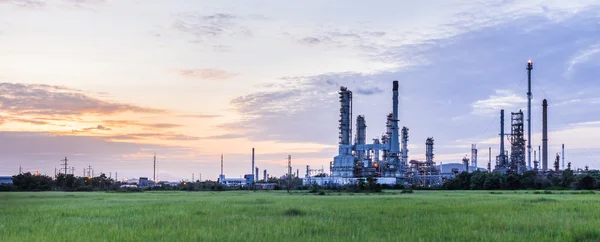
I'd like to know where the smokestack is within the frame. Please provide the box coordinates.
[255,167,259,182]
[488,147,491,172]
[252,148,255,183]
[527,60,533,170]
[542,99,548,171]
[562,144,565,170]
[500,109,505,166]
[263,169,267,181]
[390,81,400,159]
[220,154,223,175]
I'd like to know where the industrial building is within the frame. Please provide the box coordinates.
[0,176,13,184]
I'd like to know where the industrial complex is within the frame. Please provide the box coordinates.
[297,60,577,188]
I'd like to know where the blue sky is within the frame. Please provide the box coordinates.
[0,0,599,180]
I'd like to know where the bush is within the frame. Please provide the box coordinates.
[401,189,414,194]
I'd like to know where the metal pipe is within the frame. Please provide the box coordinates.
[527,60,533,169]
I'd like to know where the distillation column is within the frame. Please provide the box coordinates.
[390,81,401,166]
[401,127,409,167]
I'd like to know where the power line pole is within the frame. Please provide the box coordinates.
[19,165,22,175]
[287,155,291,193]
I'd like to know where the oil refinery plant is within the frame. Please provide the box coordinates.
[303,60,575,187]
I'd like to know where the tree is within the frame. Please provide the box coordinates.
[506,174,522,190]
[12,172,54,191]
[469,171,487,190]
[575,175,595,190]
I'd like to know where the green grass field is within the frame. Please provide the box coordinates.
[1,190,599,241]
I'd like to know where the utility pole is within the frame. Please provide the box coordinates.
[527,60,533,170]
[287,155,291,193]
[19,165,22,175]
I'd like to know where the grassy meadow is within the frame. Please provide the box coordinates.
[1,190,599,241]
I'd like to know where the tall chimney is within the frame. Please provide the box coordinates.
[255,167,259,182]
[527,60,533,169]
[499,109,505,167]
[488,147,491,172]
[390,81,400,159]
[251,148,255,183]
[542,99,548,171]
[562,144,565,170]
[263,169,267,181]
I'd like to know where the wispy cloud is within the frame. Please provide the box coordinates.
[102,120,181,129]
[105,132,199,141]
[177,68,238,80]
[471,90,527,116]
[177,114,221,119]
[172,13,253,42]
[0,83,162,116]
[566,43,600,75]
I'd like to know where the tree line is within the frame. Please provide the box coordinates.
[443,170,600,190]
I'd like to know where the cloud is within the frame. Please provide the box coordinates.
[0,83,162,116]
[102,120,181,129]
[199,134,245,140]
[104,132,199,141]
[356,86,384,95]
[177,68,238,80]
[2,0,45,8]
[566,43,600,75]
[83,125,111,131]
[471,90,527,116]
[3,116,49,125]
[172,13,252,42]
[177,114,221,119]
[298,37,328,45]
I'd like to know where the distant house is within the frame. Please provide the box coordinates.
[0,176,13,184]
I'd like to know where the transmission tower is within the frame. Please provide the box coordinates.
[60,157,69,175]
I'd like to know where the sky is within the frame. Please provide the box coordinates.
[1,0,600,181]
